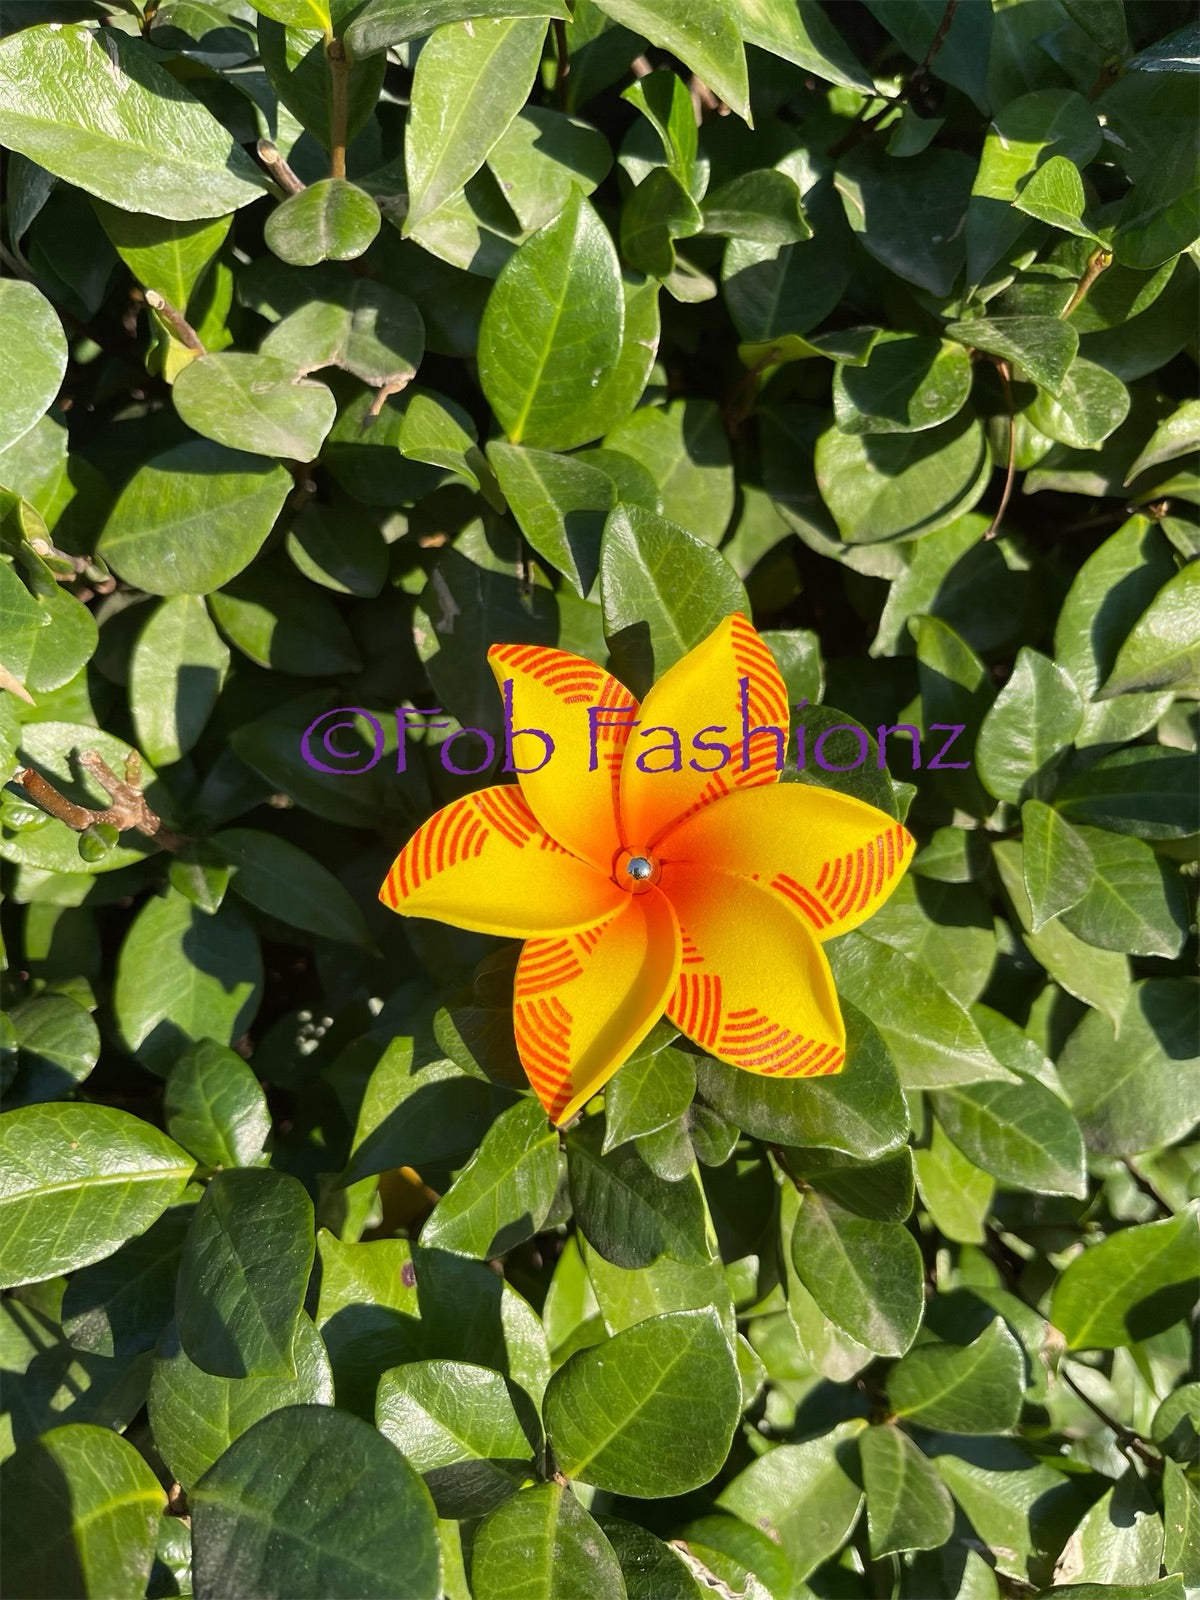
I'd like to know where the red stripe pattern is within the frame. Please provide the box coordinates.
[814,824,911,926]
[716,1006,844,1077]
[514,992,575,1123]
[380,787,562,909]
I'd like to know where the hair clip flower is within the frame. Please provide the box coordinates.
[381,615,914,1125]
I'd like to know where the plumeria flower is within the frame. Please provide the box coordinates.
[380,615,913,1125]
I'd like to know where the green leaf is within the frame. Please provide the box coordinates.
[486,442,614,598]
[1153,1384,1200,1465]
[717,1420,866,1581]
[545,1308,740,1495]
[98,440,291,596]
[376,1359,532,1517]
[815,412,990,544]
[1041,1581,1184,1600]
[399,390,500,503]
[479,190,624,449]
[833,334,972,436]
[0,1424,165,1599]
[1125,397,1200,483]
[177,1166,315,1379]
[945,315,1079,397]
[264,179,381,267]
[932,1072,1087,1197]
[1058,979,1200,1157]
[1057,748,1199,839]
[913,1119,995,1244]
[113,889,263,1074]
[1013,155,1104,241]
[163,1040,272,1171]
[976,648,1083,803]
[260,280,425,390]
[861,1423,955,1557]
[285,502,388,597]
[620,166,702,279]
[0,1103,194,1288]
[1021,799,1094,931]
[621,70,697,188]
[59,1204,192,1359]
[1055,1469,1164,1588]
[405,17,547,229]
[92,203,231,314]
[1056,515,1177,745]
[599,503,748,696]
[790,1190,925,1356]
[597,1517,710,1600]
[1028,358,1131,449]
[212,827,374,949]
[701,169,810,245]
[148,1314,334,1491]
[0,281,66,456]
[1098,563,1200,698]
[888,1318,1026,1433]
[582,1236,735,1344]
[345,0,568,55]
[190,1405,440,1600]
[993,840,1129,1029]
[603,399,735,546]
[486,104,612,233]
[1163,1458,1200,1590]
[695,1003,908,1159]
[604,1041,696,1151]
[836,147,975,297]
[1058,826,1188,958]
[827,933,1014,1091]
[558,273,661,449]
[737,0,872,87]
[0,25,266,220]
[419,1097,559,1259]
[566,1115,711,1269]
[209,558,362,675]
[258,21,386,152]
[129,593,230,766]
[173,354,336,462]
[1050,1208,1200,1349]
[591,0,749,123]
[471,1482,627,1600]
[7,992,99,1103]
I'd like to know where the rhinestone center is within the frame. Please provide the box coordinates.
[626,855,653,881]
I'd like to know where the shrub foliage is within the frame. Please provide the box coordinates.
[0,1,1197,1598]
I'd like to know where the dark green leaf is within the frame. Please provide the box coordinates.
[260,280,424,389]
[176,1166,315,1378]
[264,180,381,267]
[0,281,67,456]
[471,1481,627,1600]
[1098,563,1200,699]
[129,592,230,766]
[790,1190,925,1356]
[1021,800,1094,931]
[834,334,972,436]
[566,1115,711,1269]
[1058,826,1188,958]
[173,355,336,462]
[213,827,373,948]
[861,1423,955,1556]
[1050,1209,1200,1349]
[591,0,749,122]
[604,1040,696,1151]
[945,315,1079,397]
[1057,748,1200,840]
[603,399,734,546]
[816,412,990,545]
[190,1405,440,1600]
[1028,358,1131,449]
[977,648,1083,804]
[209,559,362,675]
[487,442,614,597]
[7,992,98,1103]
[931,1072,1087,1197]
[419,1097,559,1259]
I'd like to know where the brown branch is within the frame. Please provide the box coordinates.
[144,290,204,354]
[984,357,1016,541]
[1059,1366,1161,1470]
[256,139,306,197]
[1061,246,1113,320]
[14,749,187,852]
[327,39,349,180]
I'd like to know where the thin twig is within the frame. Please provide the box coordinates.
[257,139,306,197]
[984,357,1016,541]
[828,0,959,159]
[327,39,349,180]
[144,290,204,354]
[1059,1367,1161,1470]
[1061,246,1113,320]
[15,750,187,852]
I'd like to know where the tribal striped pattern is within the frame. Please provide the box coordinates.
[813,823,912,928]
[379,786,564,908]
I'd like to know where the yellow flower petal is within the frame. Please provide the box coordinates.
[659,784,914,940]
[379,785,624,937]
[514,887,681,1124]
[619,614,790,853]
[489,642,638,873]
[659,862,845,1077]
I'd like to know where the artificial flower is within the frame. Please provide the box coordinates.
[380,614,914,1124]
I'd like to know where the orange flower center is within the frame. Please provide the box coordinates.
[613,847,660,894]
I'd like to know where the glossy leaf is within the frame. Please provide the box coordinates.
[0,281,67,455]
[190,1405,441,1600]
[888,1317,1026,1433]
[265,179,381,267]
[591,0,749,122]
[861,1423,955,1557]
[1021,800,1093,931]
[1099,564,1200,699]
[0,25,265,220]
[212,828,374,948]
[976,649,1083,804]
[419,1097,559,1259]
[471,1482,627,1600]
[163,1039,272,1171]
[790,1190,925,1356]
[479,191,625,449]
[0,1103,193,1289]
[129,592,230,766]
[1050,1209,1200,1349]
[176,1166,315,1378]
[545,1309,740,1495]
[173,355,337,462]
[833,334,972,436]
[566,1116,711,1269]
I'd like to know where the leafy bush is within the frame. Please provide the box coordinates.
[1,1,1198,1597]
